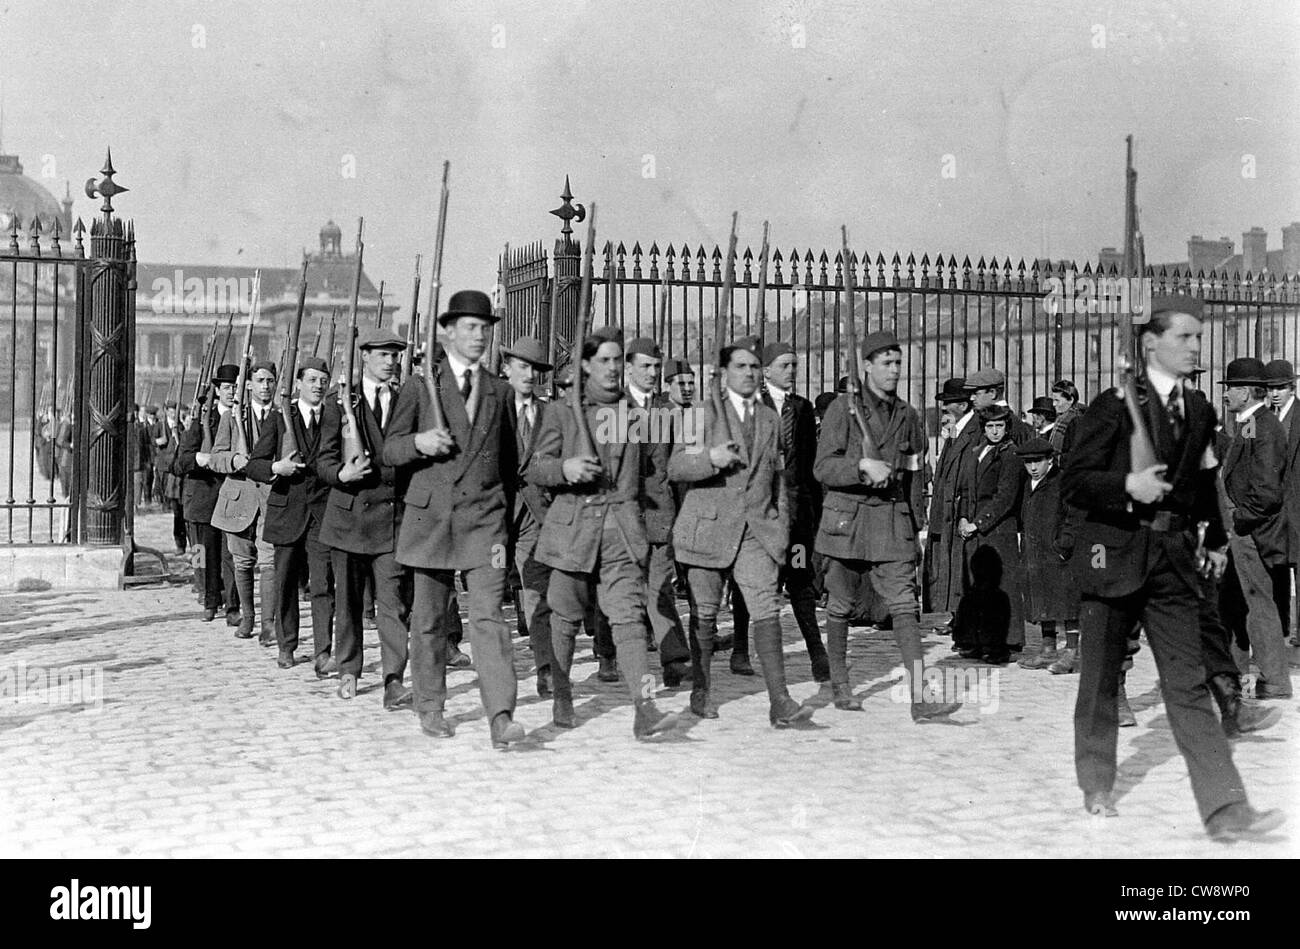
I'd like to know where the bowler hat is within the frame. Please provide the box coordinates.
[663,358,693,381]
[625,337,662,361]
[1016,437,1055,460]
[967,368,1006,389]
[1029,396,1056,416]
[762,341,795,366]
[1263,359,1297,386]
[937,378,970,403]
[860,330,901,361]
[213,364,241,385]
[297,356,330,378]
[1218,357,1269,387]
[979,403,1012,423]
[438,289,498,327]
[357,325,407,350]
[719,335,761,366]
[499,336,553,371]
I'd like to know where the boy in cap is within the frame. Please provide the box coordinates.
[384,290,528,747]
[1014,438,1080,669]
[246,355,336,672]
[318,324,415,711]
[670,336,814,726]
[816,331,958,720]
[527,325,680,739]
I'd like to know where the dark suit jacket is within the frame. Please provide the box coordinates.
[246,404,329,546]
[763,388,819,538]
[814,391,925,563]
[1277,399,1300,563]
[1062,381,1227,599]
[1020,464,1080,621]
[668,396,789,569]
[512,396,552,526]
[625,388,677,545]
[526,393,649,573]
[178,405,226,523]
[930,411,981,532]
[316,382,404,556]
[962,438,1023,539]
[1222,404,1288,567]
[382,363,516,570]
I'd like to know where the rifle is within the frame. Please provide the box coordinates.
[374,280,385,329]
[176,363,187,418]
[195,314,221,450]
[229,269,262,459]
[217,305,237,367]
[324,308,338,375]
[278,258,310,462]
[401,254,422,380]
[841,226,884,467]
[570,203,597,458]
[1119,135,1160,472]
[708,212,744,447]
[488,242,508,375]
[422,160,451,431]
[144,379,155,410]
[340,220,369,464]
[310,313,325,357]
[653,272,669,355]
[755,221,771,349]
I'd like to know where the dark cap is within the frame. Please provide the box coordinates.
[499,335,553,371]
[1016,437,1055,460]
[861,330,901,361]
[1029,396,1056,416]
[1147,294,1204,323]
[835,375,850,393]
[1218,357,1269,387]
[625,337,662,361]
[663,358,694,381]
[297,356,330,377]
[438,289,498,327]
[762,341,795,366]
[937,378,970,403]
[1264,359,1297,385]
[814,391,838,415]
[213,363,241,384]
[719,335,761,366]
[357,325,407,350]
[584,326,624,352]
[979,403,1012,423]
[967,368,1006,389]
[249,359,277,375]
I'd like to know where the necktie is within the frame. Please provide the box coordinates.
[307,408,318,441]
[779,396,795,462]
[741,400,755,454]
[519,402,533,447]
[461,369,473,402]
[1166,387,1184,442]
[371,386,384,430]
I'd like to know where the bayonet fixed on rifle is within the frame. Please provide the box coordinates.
[401,254,422,380]
[754,221,771,350]
[324,308,339,377]
[570,203,597,459]
[488,242,508,375]
[278,258,310,462]
[841,225,885,468]
[422,161,451,431]
[340,220,369,464]
[310,313,325,357]
[375,280,385,329]
[653,272,669,355]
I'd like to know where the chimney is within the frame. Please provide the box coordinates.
[1097,247,1123,273]
[1187,235,1234,276]
[1242,227,1268,275]
[1282,222,1300,276]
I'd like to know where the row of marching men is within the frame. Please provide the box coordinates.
[173,285,968,747]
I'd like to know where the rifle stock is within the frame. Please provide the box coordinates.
[340,220,368,463]
[423,161,450,431]
[570,203,597,458]
[278,259,309,462]
[841,226,883,465]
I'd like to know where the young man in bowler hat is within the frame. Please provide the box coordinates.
[1263,358,1300,645]
[383,290,527,747]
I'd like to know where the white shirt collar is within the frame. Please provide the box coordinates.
[1144,362,1182,402]
[1039,422,1055,434]
[951,408,975,436]
[443,350,479,384]
[727,388,756,418]
[297,398,321,423]
[1236,400,1264,423]
[216,401,232,417]
[766,384,788,409]
[361,375,391,402]
[627,382,653,407]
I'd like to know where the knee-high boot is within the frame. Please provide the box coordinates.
[824,616,860,710]
[612,621,678,738]
[550,617,579,727]
[690,614,718,718]
[895,614,959,722]
[233,565,256,638]
[753,616,813,727]
[258,564,277,643]
[790,586,829,682]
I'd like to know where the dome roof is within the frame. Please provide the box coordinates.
[0,155,63,234]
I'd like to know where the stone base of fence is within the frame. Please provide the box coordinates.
[0,546,123,590]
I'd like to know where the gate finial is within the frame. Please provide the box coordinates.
[84,148,129,214]
[549,175,586,238]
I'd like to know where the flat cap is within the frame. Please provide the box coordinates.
[861,330,901,361]
[357,325,407,350]
[762,341,795,366]
[1016,437,1055,459]
[249,359,277,375]
[625,337,662,361]
[297,356,330,377]
[967,368,1006,388]
[663,358,694,381]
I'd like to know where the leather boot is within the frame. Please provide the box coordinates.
[550,618,578,728]
[689,616,717,719]
[258,566,277,645]
[233,568,256,639]
[791,587,830,682]
[1117,671,1136,727]
[1209,673,1283,739]
[1047,646,1078,675]
[896,615,960,721]
[831,682,862,711]
[753,616,813,727]
[611,622,653,706]
[633,700,679,739]
[825,615,850,686]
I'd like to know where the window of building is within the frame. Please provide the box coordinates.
[938,343,949,371]
[1088,332,1102,362]
[981,341,994,365]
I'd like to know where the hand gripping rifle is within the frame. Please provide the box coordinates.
[277,259,309,462]
[422,161,451,431]
[708,212,745,447]
[229,269,262,459]
[401,255,422,380]
[840,226,886,472]
[195,315,221,451]
[340,220,369,464]
[571,203,598,458]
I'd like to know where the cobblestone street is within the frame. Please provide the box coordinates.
[0,512,1295,859]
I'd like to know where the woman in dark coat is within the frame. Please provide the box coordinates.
[954,404,1025,661]
[1014,438,1081,669]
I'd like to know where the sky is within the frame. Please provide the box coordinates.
[1,0,1297,309]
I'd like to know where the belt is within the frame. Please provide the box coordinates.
[1139,511,1190,532]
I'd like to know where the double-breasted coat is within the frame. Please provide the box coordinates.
[318,383,405,556]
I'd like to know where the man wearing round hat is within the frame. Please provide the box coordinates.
[1063,295,1282,839]
[156,399,188,555]
[383,289,529,747]
[624,337,693,686]
[318,324,415,711]
[1217,357,1292,702]
[1263,358,1300,645]
[926,378,979,617]
[500,335,558,697]
[246,355,337,672]
[179,363,242,622]
[670,335,814,726]
[967,368,1032,444]
[526,325,680,739]
[815,331,959,721]
[663,359,695,409]
[726,340,830,682]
